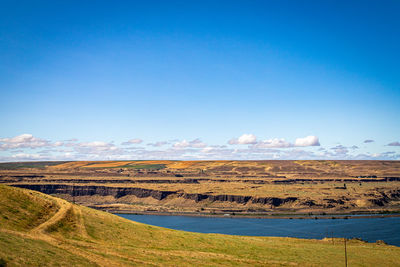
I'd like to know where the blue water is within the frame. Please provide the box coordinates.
[116,214,400,246]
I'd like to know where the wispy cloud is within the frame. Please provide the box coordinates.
[173,138,207,148]
[64,138,78,142]
[387,141,400,146]
[252,138,292,148]
[229,134,320,148]
[0,134,52,150]
[147,141,169,147]
[121,138,143,145]
[364,139,374,143]
[1,133,399,161]
[61,141,125,160]
[330,145,349,155]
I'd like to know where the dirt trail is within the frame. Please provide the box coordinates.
[7,198,129,266]
[0,190,158,266]
[30,198,71,236]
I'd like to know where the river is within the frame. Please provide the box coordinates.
[116,214,400,246]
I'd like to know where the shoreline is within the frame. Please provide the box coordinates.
[106,210,400,219]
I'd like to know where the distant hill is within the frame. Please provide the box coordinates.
[0,184,399,266]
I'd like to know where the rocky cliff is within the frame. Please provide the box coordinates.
[13,184,298,207]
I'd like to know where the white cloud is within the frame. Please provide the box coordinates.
[229,134,319,148]
[147,141,168,147]
[330,145,348,155]
[294,136,320,147]
[201,147,214,153]
[4,133,400,161]
[253,138,292,148]
[121,138,143,145]
[173,139,207,148]
[228,134,257,145]
[53,141,64,147]
[78,141,111,148]
[11,153,46,160]
[0,134,51,150]
[189,139,207,148]
[173,140,190,148]
[73,141,122,155]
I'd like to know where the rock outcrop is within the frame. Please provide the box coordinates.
[12,184,297,207]
[12,183,400,209]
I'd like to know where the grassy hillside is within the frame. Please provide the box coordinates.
[0,185,399,266]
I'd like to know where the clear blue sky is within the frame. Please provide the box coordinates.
[1,0,399,161]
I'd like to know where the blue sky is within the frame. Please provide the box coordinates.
[1,0,399,161]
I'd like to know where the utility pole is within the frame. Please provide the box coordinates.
[344,238,348,267]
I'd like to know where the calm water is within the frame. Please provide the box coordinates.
[116,214,400,246]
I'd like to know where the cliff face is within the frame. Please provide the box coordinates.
[12,184,400,209]
[12,184,175,200]
[12,184,297,207]
[180,192,297,206]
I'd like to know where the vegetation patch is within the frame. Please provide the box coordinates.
[123,164,166,170]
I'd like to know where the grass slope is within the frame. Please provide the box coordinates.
[0,184,399,266]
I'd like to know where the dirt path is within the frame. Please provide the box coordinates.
[30,198,71,236]
[23,199,127,266]
[1,192,155,266]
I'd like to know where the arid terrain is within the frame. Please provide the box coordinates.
[1,160,400,216]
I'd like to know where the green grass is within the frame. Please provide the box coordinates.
[85,163,167,170]
[122,164,166,170]
[1,184,400,266]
